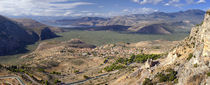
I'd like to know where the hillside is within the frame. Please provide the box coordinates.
[13,19,61,40]
[0,16,60,56]
[0,15,38,56]
[12,18,63,33]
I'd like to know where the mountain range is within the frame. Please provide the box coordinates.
[51,9,205,34]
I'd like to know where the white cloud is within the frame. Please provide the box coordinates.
[197,0,206,3]
[164,0,183,7]
[122,7,158,14]
[0,0,94,16]
[132,0,163,4]
[165,0,180,6]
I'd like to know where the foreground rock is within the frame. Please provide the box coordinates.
[112,9,210,85]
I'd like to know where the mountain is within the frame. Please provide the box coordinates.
[0,15,38,56]
[54,17,108,26]
[52,9,205,34]
[0,16,60,56]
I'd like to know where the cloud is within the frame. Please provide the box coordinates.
[0,0,94,16]
[165,0,180,6]
[186,0,195,4]
[122,7,158,14]
[164,0,184,7]
[132,0,163,4]
[197,0,206,3]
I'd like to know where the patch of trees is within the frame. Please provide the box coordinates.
[104,54,162,72]
[143,68,178,84]
[104,64,125,72]
[155,68,178,83]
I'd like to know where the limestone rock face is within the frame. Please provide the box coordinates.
[164,9,210,85]
[120,10,210,85]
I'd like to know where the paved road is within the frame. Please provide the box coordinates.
[66,73,109,85]
[24,74,41,85]
[0,76,25,85]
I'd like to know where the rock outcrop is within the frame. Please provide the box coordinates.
[112,9,210,85]
[164,9,210,85]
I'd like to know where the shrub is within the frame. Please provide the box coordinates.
[51,71,61,75]
[194,63,198,68]
[74,70,80,73]
[54,79,61,84]
[143,78,153,85]
[38,68,45,72]
[187,53,193,61]
[83,75,90,79]
[207,72,210,77]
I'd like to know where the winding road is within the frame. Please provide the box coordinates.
[0,76,25,85]
[66,73,109,85]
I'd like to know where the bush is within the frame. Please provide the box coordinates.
[54,79,61,84]
[143,78,153,85]
[83,75,90,79]
[38,68,45,72]
[74,70,80,73]
[41,80,49,85]
[51,71,61,75]
[207,72,210,77]
[194,63,198,68]
[187,53,193,61]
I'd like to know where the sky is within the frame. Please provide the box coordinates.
[0,0,209,17]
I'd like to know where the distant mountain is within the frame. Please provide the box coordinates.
[0,15,60,56]
[52,9,205,34]
[55,17,108,26]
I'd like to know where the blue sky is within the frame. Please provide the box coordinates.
[0,0,209,17]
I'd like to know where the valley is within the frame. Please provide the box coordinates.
[0,5,209,85]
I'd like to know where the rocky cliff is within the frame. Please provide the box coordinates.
[157,9,210,85]
[111,10,210,85]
